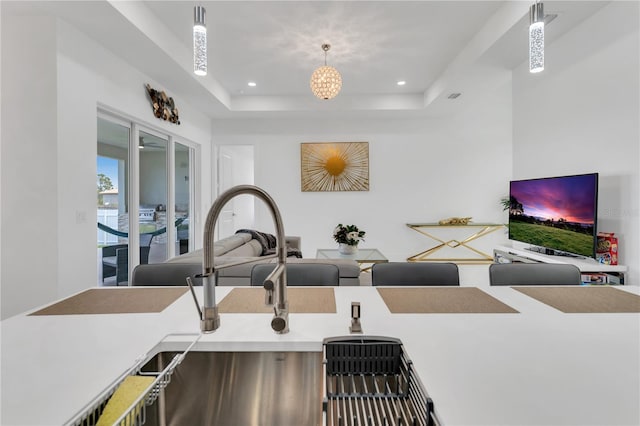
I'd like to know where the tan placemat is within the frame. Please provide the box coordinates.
[218,287,336,313]
[377,287,518,314]
[514,286,640,313]
[29,287,188,315]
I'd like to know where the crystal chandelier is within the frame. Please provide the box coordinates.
[193,6,207,76]
[310,44,342,100]
[529,1,544,73]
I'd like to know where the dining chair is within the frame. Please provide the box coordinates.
[371,262,460,286]
[251,263,340,286]
[489,263,582,286]
[131,263,203,286]
[102,234,155,285]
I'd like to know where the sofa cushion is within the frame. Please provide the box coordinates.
[212,233,253,256]
[163,234,364,286]
[166,249,201,264]
[216,257,359,278]
[216,257,272,278]
[168,250,359,277]
[223,239,263,257]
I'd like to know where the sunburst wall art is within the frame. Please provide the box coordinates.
[300,142,369,192]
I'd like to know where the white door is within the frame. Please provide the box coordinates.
[216,145,255,238]
[217,150,235,238]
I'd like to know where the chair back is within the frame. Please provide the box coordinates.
[131,263,203,286]
[371,262,459,286]
[140,233,154,247]
[489,263,582,286]
[251,263,340,286]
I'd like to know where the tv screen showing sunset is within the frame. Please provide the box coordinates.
[508,173,598,257]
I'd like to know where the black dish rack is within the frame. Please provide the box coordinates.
[323,336,439,426]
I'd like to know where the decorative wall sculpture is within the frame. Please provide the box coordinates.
[300,142,369,192]
[145,83,180,125]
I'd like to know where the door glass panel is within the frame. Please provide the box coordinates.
[97,117,129,286]
[175,142,191,254]
[139,130,168,263]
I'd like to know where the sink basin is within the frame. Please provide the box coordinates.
[66,337,437,426]
[140,351,323,426]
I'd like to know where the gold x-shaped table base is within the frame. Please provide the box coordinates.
[406,223,505,264]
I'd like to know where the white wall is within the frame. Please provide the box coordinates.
[512,1,639,285]
[1,17,60,318]
[1,17,212,319]
[212,82,513,267]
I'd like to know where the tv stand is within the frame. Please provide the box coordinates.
[524,246,583,258]
[494,245,627,284]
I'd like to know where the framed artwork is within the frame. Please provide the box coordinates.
[300,142,369,192]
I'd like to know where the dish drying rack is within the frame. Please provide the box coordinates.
[64,333,200,426]
[323,336,440,426]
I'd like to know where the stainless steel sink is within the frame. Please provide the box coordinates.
[66,338,439,426]
[140,351,323,426]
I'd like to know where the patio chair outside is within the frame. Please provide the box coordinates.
[102,234,154,286]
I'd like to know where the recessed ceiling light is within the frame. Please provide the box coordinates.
[248,81,257,87]
[397,81,406,86]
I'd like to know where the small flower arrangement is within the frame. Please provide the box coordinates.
[333,224,365,246]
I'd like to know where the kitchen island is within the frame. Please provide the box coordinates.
[2,285,639,425]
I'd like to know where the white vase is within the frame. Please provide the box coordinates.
[338,243,358,255]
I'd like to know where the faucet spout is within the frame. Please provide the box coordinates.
[198,185,289,334]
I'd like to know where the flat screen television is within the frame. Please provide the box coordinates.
[508,173,598,258]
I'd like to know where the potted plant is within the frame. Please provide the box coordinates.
[333,224,365,255]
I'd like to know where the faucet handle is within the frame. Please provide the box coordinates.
[271,306,288,333]
[262,264,283,306]
[349,302,363,334]
[187,275,220,333]
[265,288,274,306]
[186,276,203,320]
[263,279,275,291]
[271,315,287,332]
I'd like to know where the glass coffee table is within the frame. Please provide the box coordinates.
[316,248,388,272]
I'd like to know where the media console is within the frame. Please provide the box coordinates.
[493,245,627,284]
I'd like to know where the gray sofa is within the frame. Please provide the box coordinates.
[165,232,361,286]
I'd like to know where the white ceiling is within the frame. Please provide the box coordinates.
[3,1,609,119]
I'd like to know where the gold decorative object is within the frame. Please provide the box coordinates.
[438,217,473,225]
[145,84,180,125]
[301,142,369,192]
[406,222,505,264]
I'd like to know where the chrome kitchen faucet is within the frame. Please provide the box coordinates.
[187,185,289,334]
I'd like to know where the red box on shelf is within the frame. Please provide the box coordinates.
[596,232,618,265]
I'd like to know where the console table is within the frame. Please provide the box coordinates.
[406,223,505,263]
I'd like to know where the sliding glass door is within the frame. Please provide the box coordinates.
[138,129,168,264]
[175,142,192,255]
[97,113,197,285]
[97,116,130,286]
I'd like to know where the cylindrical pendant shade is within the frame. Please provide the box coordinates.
[529,2,544,73]
[193,6,207,76]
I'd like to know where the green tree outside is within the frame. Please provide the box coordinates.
[97,173,114,205]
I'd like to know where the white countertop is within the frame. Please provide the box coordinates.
[2,285,639,425]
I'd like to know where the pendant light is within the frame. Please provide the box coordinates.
[529,1,544,73]
[193,6,207,76]
[310,44,342,100]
